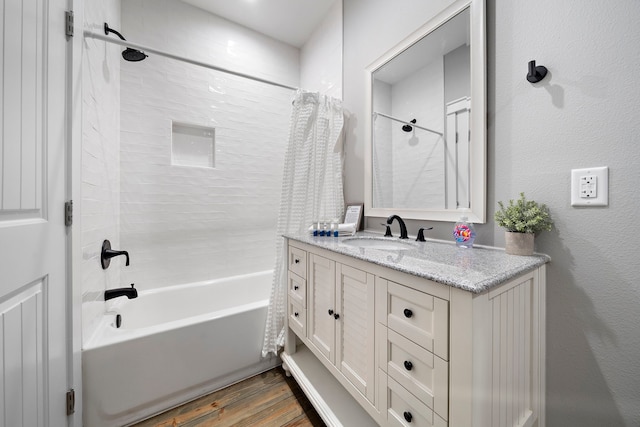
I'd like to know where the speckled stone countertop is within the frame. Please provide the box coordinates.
[285,232,550,294]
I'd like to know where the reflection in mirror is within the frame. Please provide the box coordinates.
[365,0,486,223]
[372,8,470,211]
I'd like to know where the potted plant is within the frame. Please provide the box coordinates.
[494,192,553,255]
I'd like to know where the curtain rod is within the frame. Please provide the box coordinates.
[373,111,443,136]
[83,30,299,92]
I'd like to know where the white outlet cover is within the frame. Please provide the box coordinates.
[571,166,608,206]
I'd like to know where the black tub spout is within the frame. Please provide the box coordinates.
[105,284,138,301]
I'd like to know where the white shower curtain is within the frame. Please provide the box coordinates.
[262,90,345,357]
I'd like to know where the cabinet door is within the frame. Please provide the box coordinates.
[308,253,336,363]
[335,264,376,403]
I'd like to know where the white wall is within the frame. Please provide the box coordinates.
[300,0,343,99]
[118,0,297,289]
[81,0,121,344]
[344,0,640,425]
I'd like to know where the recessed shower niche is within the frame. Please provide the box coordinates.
[171,122,216,168]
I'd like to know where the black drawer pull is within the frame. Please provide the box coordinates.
[328,309,334,316]
[333,313,340,319]
[404,360,413,371]
[294,312,299,317]
[403,308,413,318]
[294,258,300,264]
[403,411,413,423]
[294,285,299,290]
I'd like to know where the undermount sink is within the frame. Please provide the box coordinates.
[341,237,415,251]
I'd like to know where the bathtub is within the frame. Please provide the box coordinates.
[82,270,279,427]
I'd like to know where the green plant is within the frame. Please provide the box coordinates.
[494,192,553,234]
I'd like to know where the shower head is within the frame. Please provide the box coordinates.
[122,48,148,62]
[103,23,148,62]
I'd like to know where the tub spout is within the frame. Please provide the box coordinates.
[105,284,138,301]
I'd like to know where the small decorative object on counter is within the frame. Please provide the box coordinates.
[453,210,476,248]
[494,192,553,256]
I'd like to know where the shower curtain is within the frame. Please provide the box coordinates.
[262,90,345,357]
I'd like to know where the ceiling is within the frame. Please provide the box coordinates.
[180,0,337,48]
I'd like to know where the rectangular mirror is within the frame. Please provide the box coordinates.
[364,0,486,223]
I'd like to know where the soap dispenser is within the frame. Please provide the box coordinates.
[453,209,476,248]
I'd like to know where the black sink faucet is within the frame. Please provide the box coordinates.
[105,284,138,301]
[386,215,408,239]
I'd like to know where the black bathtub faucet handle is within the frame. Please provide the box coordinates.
[101,239,130,269]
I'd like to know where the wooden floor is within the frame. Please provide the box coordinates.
[130,367,326,427]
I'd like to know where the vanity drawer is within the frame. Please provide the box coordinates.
[386,280,449,360]
[384,329,448,420]
[288,271,306,308]
[384,375,447,427]
[288,297,306,338]
[288,246,307,278]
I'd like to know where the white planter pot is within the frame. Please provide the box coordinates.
[505,231,535,256]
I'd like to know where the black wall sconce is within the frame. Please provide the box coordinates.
[527,60,548,83]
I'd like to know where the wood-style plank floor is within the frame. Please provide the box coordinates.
[130,367,326,427]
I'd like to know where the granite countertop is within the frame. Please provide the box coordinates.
[285,232,550,294]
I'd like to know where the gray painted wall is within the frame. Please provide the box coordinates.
[444,44,470,104]
[343,0,640,425]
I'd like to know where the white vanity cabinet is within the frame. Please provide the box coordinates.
[282,238,547,427]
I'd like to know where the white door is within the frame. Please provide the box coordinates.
[0,1,71,426]
[445,97,471,209]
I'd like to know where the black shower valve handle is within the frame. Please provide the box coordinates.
[101,239,130,269]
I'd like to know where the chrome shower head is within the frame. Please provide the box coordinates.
[104,23,148,62]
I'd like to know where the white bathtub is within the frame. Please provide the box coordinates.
[82,270,278,427]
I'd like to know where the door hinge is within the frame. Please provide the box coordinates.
[65,11,74,37]
[65,200,73,226]
[66,389,75,415]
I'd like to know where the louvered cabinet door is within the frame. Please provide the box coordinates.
[335,263,376,403]
[307,253,336,364]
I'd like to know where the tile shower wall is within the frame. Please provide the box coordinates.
[119,0,299,289]
[81,0,121,343]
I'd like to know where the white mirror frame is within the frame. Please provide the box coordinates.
[364,0,486,223]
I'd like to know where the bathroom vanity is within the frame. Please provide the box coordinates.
[281,234,548,427]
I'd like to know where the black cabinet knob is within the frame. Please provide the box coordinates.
[403,411,413,423]
[334,313,340,319]
[294,312,299,317]
[328,309,334,316]
[294,285,299,290]
[294,258,300,264]
[404,360,413,371]
[403,308,413,318]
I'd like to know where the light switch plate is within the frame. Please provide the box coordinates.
[571,166,608,206]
